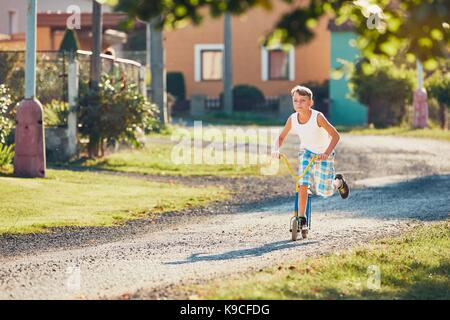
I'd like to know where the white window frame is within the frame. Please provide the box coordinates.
[261,45,295,81]
[194,44,224,82]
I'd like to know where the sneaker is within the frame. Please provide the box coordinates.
[299,216,308,238]
[335,174,349,199]
[299,216,307,227]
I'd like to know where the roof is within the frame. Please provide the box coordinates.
[37,13,144,29]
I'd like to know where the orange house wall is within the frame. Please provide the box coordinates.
[165,2,330,99]
[36,26,52,50]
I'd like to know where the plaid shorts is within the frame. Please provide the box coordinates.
[298,149,336,197]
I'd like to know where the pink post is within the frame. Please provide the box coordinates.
[13,0,46,177]
[14,98,46,177]
[412,60,428,129]
[412,88,429,129]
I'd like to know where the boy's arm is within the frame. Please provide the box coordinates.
[317,113,340,159]
[272,117,292,157]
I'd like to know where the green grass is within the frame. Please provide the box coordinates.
[184,111,284,126]
[73,141,276,177]
[339,126,450,142]
[183,221,450,300]
[0,169,229,235]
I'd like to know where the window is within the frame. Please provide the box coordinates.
[195,44,224,82]
[201,50,223,80]
[269,49,289,80]
[261,46,295,81]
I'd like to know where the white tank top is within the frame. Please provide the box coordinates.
[290,110,331,154]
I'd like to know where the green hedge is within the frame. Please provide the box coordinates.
[167,72,186,101]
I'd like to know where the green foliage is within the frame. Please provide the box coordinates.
[43,100,69,127]
[123,28,147,51]
[167,72,186,101]
[0,84,13,145]
[0,52,66,106]
[0,143,14,169]
[78,74,160,154]
[0,52,24,105]
[234,84,266,111]
[36,53,66,105]
[220,84,266,111]
[350,58,415,128]
[425,68,450,129]
[58,29,80,53]
[112,0,448,71]
[426,70,450,109]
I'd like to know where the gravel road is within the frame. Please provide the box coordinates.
[0,134,449,299]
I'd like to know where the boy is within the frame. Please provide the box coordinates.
[272,85,349,235]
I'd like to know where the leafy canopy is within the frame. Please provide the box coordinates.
[106,0,449,71]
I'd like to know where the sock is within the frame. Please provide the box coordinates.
[333,178,342,189]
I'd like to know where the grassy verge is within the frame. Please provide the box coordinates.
[0,169,229,235]
[339,126,450,142]
[182,111,284,126]
[183,221,450,300]
[71,139,283,177]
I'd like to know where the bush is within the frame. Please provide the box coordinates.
[43,100,69,127]
[350,58,415,128]
[425,69,450,129]
[78,74,160,157]
[220,85,266,111]
[0,84,13,145]
[167,72,186,101]
[0,143,14,169]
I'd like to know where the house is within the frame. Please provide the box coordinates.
[165,1,330,101]
[328,21,368,126]
[0,0,129,53]
[164,0,367,125]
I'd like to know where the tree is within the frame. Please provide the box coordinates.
[109,0,449,71]
[426,69,450,129]
[350,57,415,128]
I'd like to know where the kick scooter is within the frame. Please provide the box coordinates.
[279,153,317,241]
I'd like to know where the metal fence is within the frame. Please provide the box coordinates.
[0,50,145,107]
[77,50,145,94]
[0,51,69,105]
[203,96,280,111]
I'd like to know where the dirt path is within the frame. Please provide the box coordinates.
[1,134,449,299]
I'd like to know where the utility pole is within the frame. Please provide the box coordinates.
[14,0,45,177]
[88,0,103,157]
[150,17,168,124]
[90,0,102,92]
[223,11,233,115]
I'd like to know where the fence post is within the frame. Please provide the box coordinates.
[139,66,146,98]
[67,53,79,159]
[191,95,206,117]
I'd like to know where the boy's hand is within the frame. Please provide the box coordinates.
[317,153,330,160]
[271,150,280,159]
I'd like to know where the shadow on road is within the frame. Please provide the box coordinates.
[308,174,450,222]
[165,240,319,265]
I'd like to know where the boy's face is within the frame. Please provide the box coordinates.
[292,92,313,113]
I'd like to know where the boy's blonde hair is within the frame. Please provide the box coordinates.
[290,85,313,99]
